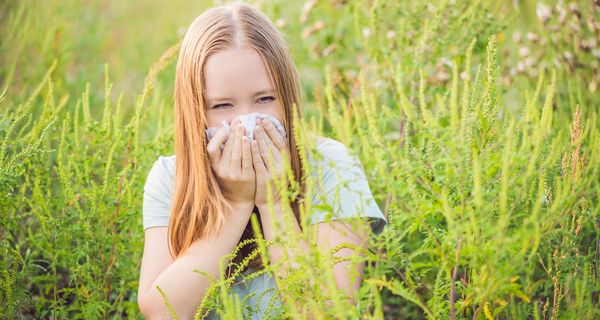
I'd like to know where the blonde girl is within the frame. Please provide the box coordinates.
[137,1,387,319]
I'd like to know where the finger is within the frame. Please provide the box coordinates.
[241,135,252,171]
[259,124,280,158]
[251,140,267,174]
[261,119,287,150]
[220,121,234,165]
[229,124,244,172]
[255,125,279,172]
[206,125,229,167]
[221,118,241,168]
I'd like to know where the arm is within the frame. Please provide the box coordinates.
[257,201,370,318]
[137,201,254,319]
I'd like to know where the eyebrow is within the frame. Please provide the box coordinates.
[206,89,275,103]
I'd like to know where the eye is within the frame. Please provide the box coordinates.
[257,96,276,104]
[212,103,232,109]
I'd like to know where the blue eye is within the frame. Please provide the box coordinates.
[258,96,276,103]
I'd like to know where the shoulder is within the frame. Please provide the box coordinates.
[307,135,368,187]
[142,155,176,230]
[145,154,176,182]
[310,136,360,167]
[314,135,349,155]
[305,136,388,235]
[144,155,176,193]
[308,136,365,177]
[152,154,176,176]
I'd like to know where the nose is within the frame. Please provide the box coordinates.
[228,104,253,125]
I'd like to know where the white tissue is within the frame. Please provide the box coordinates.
[205,112,286,142]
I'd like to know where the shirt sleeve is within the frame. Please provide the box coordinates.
[308,140,388,235]
[142,156,174,230]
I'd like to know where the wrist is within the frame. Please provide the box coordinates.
[256,200,281,211]
[228,201,255,215]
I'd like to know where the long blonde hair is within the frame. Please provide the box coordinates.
[169,1,305,275]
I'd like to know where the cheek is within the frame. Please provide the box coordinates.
[266,101,284,124]
[205,111,232,127]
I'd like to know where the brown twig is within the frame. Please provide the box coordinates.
[399,118,406,148]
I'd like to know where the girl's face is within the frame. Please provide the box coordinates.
[204,45,283,128]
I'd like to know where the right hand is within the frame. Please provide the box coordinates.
[206,118,256,206]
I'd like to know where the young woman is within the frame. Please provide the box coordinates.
[137,2,387,319]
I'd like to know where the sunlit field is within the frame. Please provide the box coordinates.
[1,0,598,319]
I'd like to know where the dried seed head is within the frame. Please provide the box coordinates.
[563,51,575,66]
[519,46,531,57]
[526,32,539,42]
[527,67,538,78]
[553,57,561,67]
[321,44,336,56]
[275,18,286,28]
[567,21,581,33]
[524,57,535,68]
[301,20,324,39]
[362,27,372,39]
[300,0,317,23]
[579,38,594,51]
[556,4,567,24]
[513,31,522,44]
[308,43,320,57]
[568,2,580,16]
[436,66,450,83]
[536,3,552,24]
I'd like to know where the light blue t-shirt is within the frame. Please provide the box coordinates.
[142,136,388,319]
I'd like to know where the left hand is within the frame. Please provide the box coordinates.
[251,118,290,208]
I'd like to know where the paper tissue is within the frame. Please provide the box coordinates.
[205,112,287,142]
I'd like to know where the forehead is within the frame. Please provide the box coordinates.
[203,46,274,100]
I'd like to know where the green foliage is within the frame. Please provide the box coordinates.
[1,0,598,319]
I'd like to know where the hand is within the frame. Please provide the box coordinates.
[251,118,290,208]
[207,117,256,206]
